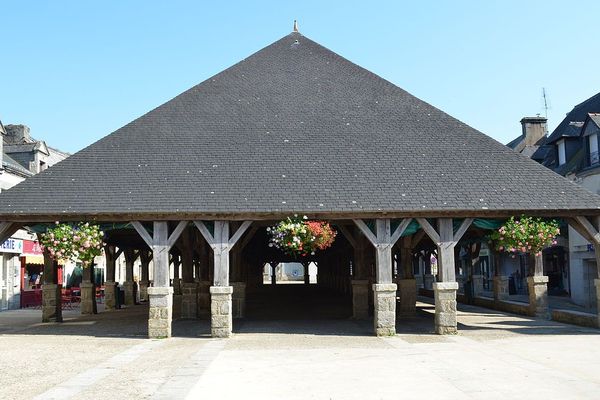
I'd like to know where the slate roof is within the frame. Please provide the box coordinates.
[1,32,600,221]
[2,153,33,177]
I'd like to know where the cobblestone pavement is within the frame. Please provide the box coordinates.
[1,298,599,400]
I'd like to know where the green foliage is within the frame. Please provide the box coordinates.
[39,222,105,267]
[489,216,559,256]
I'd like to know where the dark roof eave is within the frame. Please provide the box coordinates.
[1,208,599,223]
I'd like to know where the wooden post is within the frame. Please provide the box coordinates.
[194,220,252,338]
[416,218,473,335]
[132,220,187,338]
[354,218,412,336]
[139,249,151,302]
[104,245,122,310]
[123,248,139,306]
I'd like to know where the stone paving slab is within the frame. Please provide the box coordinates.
[1,301,599,399]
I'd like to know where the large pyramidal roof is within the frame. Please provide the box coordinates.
[1,31,599,221]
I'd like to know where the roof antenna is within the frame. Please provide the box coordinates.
[293,20,299,32]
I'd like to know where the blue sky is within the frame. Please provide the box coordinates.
[1,1,598,153]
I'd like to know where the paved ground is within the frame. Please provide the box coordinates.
[1,293,599,400]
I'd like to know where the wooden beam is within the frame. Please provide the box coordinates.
[0,222,21,244]
[416,218,440,244]
[238,226,258,251]
[152,221,170,287]
[353,219,377,245]
[390,218,412,247]
[573,216,600,244]
[228,220,252,248]
[568,217,595,243]
[337,224,357,248]
[131,221,153,248]
[193,221,216,248]
[167,221,188,249]
[411,230,425,248]
[453,218,473,243]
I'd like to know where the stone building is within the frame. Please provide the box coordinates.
[0,121,72,310]
[1,28,600,337]
[538,93,600,309]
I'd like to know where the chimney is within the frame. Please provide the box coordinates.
[5,124,31,143]
[520,116,547,146]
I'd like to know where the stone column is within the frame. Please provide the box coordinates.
[527,253,549,319]
[181,282,198,319]
[210,286,233,337]
[197,280,210,318]
[123,248,138,306]
[472,274,484,297]
[397,236,417,317]
[417,218,473,335]
[373,283,397,336]
[232,282,246,318]
[41,250,62,322]
[528,276,550,318]
[423,274,435,290]
[433,282,459,334]
[194,220,252,338]
[351,280,369,319]
[132,220,188,339]
[104,245,120,310]
[397,279,417,317]
[139,249,151,302]
[148,287,173,338]
[180,230,198,319]
[80,265,97,315]
[493,276,509,301]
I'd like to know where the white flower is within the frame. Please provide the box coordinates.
[303,215,308,220]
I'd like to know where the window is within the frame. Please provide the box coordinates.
[589,133,599,165]
[557,139,566,165]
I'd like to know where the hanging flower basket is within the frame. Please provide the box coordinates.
[39,222,106,267]
[268,215,337,257]
[489,216,559,257]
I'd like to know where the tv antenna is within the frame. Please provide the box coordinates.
[542,87,550,118]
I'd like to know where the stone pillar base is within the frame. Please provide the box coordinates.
[104,282,117,311]
[373,283,397,336]
[80,282,97,315]
[197,281,210,318]
[595,279,600,328]
[173,278,182,296]
[139,280,150,302]
[173,294,182,320]
[148,287,173,338]
[42,284,62,322]
[210,286,233,338]
[472,275,484,297]
[433,282,458,335]
[397,279,417,317]
[527,276,550,319]
[352,280,370,320]
[424,274,435,290]
[181,282,198,319]
[123,281,135,306]
[232,282,246,319]
[493,276,509,301]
